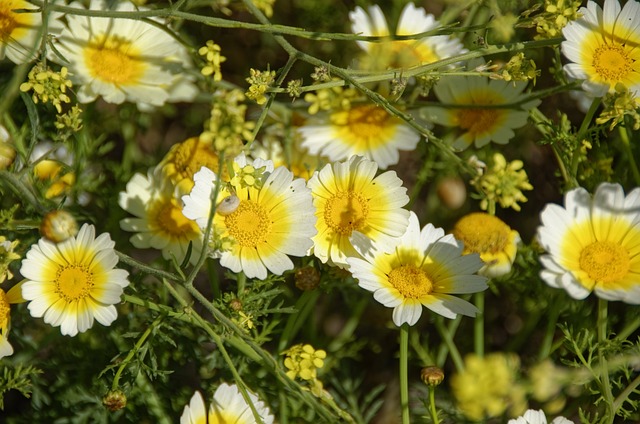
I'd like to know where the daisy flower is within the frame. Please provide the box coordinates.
[50,0,197,108]
[180,384,274,424]
[422,60,540,150]
[561,0,640,98]
[297,104,420,170]
[0,0,62,64]
[182,155,317,280]
[508,409,574,424]
[307,155,410,268]
[451,212,521,278]
[349,3,466,70]
[20,224,130,337]
[347,211,487,326]
[537,183,640,303]
[0,282,25,359]
[119,169,203,265]
[157,136,224,195]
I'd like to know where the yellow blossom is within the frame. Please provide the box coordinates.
[472,153,533,212]
[283,343,327,382]
[245,68,276,105]
[533,0,582,39]
[0,237,20,284]
[202,89,254,156]
[20,64,73,113]
[199,40,226,81]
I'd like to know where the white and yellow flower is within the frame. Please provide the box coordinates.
[20,224,130,337]
[347,211,487,326]
[0,283,25,359]
[182,155,317,280]
[298,104,420,170]
[452,212,521,278]
[349,2,465,70]
[538,183,640,303]
[119,169,202,265]
[561,0,640,98]
[180,384,274,424]
[0,0,62,64]
[50,0,197,108]
[422,61,540,150]
[307,155,410,268]
[508,409,574,424]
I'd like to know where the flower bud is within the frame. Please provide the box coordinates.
[40,210,78,243]
[295,266,320,291]
[103,389,127,412]
[421,366,445,387]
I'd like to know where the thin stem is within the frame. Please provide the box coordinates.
[618,125,640,186]
[474,291,485,358]
[400,324,411,424]
[434,318,465,372]
[597,298,615,424]
[613,373,640,413]
[435,316,462,368]
[428,386,440,424]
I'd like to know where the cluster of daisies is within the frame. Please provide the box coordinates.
[1,0,640,421]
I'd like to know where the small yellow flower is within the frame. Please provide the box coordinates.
[245,68,276,105]
[534,0,582,39]
[472,153,533,212]
[452,212,521,278]
[202,89,254,156]
[20,64,73,113]
[198,40,226,81]
[451,353,527,421]
[283,343,327,382]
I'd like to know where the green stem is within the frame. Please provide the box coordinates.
[474,291,485,358]
[597,298,615,424]
[538,296,561,360]
[206,258,221,300]
[428,386,440,424]
[400,324,411,424]
[618,125,640,186]
[278,289,321,351]
[434,318,465,372]
[613,373,640,413]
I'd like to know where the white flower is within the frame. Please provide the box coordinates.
[538,183,640,303]
[180,384,274,424]
[20,224,130,337]
[50,0,197,108]
[508,409,574,424]
[347,211,487,326]
[561,0,640,98]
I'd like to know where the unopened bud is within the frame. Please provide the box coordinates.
[103,389,127,412]
[421,366,444,387]
[40,210,78,243]
[295,266,320,291]
[229,298,243,311]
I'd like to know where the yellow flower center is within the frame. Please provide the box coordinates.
[84,34,145,85]
[388,265,433,298]
[365,41,439,70]
[0,5,17,41]
[323,191,369,235]
[165,137,220,184]
[457,108,500,137]
[579,240,629,284]
[592,43,633,83]
[332,104,400,150]
[224,201,271,247]
[452,213,511,255]
[149,196,200,240]
[0,289,9,332]
[55,265,93,302]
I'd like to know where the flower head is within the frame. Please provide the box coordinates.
[537,182,640,303]
[561,0,640,98]
[182,155,317,280]
[452,212,521,278]
[348,211,487,326]
[0,0,62,64]
[472,153,534,212]
[298,103,420,170]
[508,409,574,424]
[180,384,274,424]
[451,352,527,421]
[20,224,130,336]
[349,3,465,70]
[0,236,20,284]
[50,0,197,108]
[307,155,410,268]
[422,60,540,150]
[283,343,327,381]
[0,283,25,359]
[119,169,203,265]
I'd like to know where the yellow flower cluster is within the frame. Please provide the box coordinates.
[498,53,540,85]
[19,64,73,113]
[472,153,533,212]
[596,84,640,131]
[245,68,276,105]
[230,162,268,190]
[201,89,254,156]
[451,353,527,421]
[533,0,582,39]
[284,343,326,381]
[0,237,20,284]
[303,80,359,115]
[251,0,275,18]
[199,40,226,81]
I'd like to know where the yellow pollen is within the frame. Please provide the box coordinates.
[84,34,145,85]
[224,201,271,247]
[452,212,511,255]
[0,8,17,41]
[388,265,433,298]
[592,43,633,83]
[167,137,220,182]
[55,265,93,302]
[457,108,500,136]
[324,191,369,235]
[0,290,9,331]
[150,197,200,239]
[579,240,629,284]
